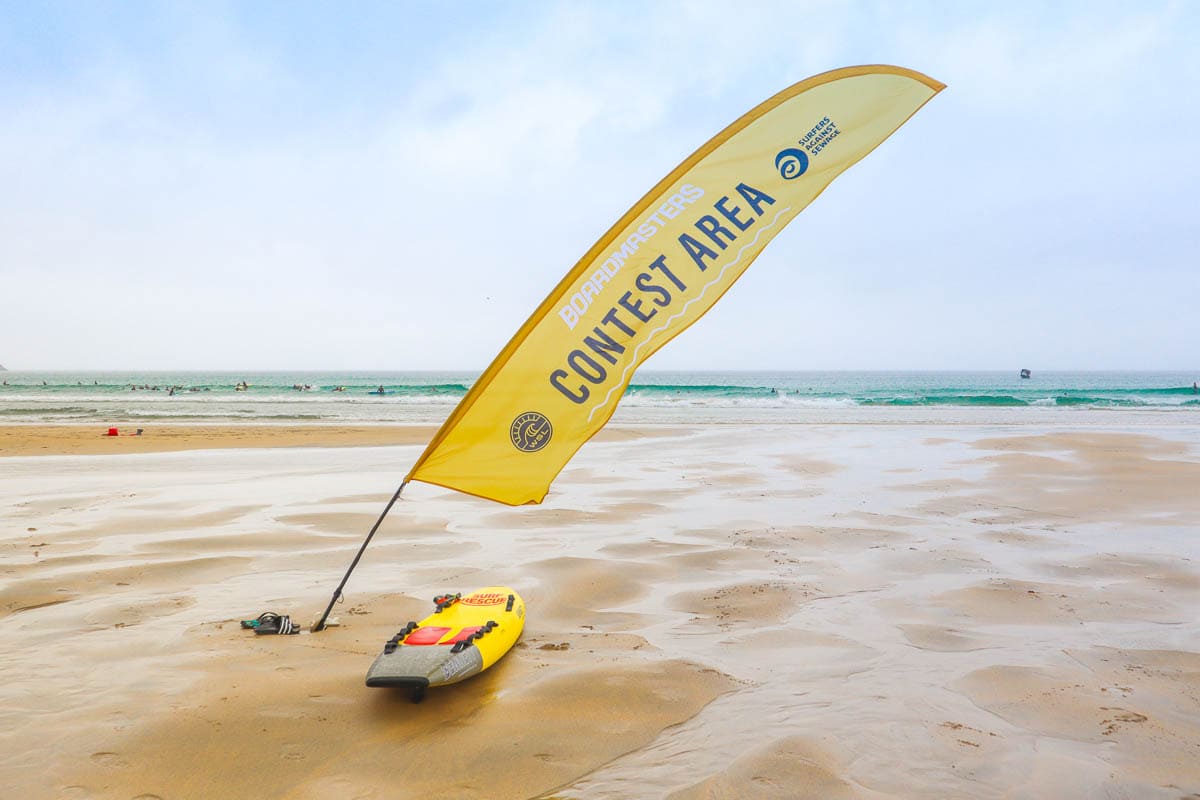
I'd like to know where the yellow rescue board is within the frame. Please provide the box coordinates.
[365,586,525,696]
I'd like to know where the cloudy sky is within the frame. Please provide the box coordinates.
[3,1,1197,371]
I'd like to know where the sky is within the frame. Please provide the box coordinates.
[2,0,1197,371]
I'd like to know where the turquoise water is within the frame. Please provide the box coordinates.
[0,370,1197,425]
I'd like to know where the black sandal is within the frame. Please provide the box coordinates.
[244,612,300,635]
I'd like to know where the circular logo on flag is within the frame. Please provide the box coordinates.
[774,147,809,180]
[510,411,553,453]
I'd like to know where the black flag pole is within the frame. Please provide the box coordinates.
[311,480,409,632]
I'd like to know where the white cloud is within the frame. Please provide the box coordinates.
[1,1,1196,369]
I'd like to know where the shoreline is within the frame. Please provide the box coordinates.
[5,414,1200,458]
[3,371,1198,431]
[0,424,677,458]
[0,424,440,457]
[0,423,673,457]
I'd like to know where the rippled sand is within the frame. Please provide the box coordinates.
[2,425,1198,798]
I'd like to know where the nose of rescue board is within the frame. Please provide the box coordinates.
[366,586,525,698]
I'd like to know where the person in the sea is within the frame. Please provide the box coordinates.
[1194,382,1198,394]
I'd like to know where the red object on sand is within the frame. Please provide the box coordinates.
[106,427,118,436]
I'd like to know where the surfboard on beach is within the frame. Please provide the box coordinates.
[366,586,525,699]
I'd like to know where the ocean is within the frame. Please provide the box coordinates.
[1,370,1198,426]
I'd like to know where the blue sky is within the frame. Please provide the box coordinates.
[2,1,1197,370]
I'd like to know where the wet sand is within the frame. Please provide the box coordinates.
[2,424,1198,798]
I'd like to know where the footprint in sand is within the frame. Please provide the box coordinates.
[89,751,128,768]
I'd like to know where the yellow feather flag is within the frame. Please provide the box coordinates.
[408,65,944,505]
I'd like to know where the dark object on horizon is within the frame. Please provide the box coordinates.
[1019,369,1031,379]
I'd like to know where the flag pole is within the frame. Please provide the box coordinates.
[311,480,409,632]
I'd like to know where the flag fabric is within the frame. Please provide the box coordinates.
[406,65,944,505]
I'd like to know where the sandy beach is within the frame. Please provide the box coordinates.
[0,425,658,458]
[2,423,1198,798]
[0,425,439,457]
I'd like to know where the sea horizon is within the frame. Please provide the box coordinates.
[2,369,1198,426]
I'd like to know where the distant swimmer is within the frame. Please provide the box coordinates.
[1194,382,1198,394]
[372,385,386,395]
